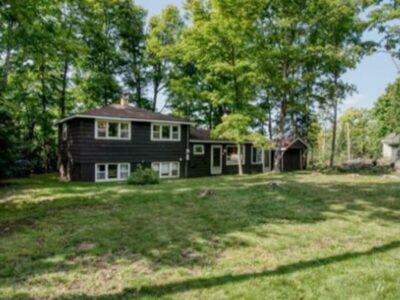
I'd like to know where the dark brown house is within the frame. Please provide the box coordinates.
[58,100,308,182]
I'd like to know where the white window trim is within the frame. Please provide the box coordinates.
[151,123,181,142]
[193,144,205,155]
[151,162,180,178]
[95,163,131,182]
[226,145,246,166]
[251,146,264,165]
[95,120,131,140]
[62,123,68,141]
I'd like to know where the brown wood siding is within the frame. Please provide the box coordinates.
[77,119,188,164]
[188,143,263,177]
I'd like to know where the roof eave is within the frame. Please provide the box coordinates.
[57,114,194,125]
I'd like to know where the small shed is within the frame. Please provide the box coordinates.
[382,133,400,162]
[266,138,309,172]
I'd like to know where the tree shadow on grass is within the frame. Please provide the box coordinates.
[1,173,400,294]
[57,240,400,299]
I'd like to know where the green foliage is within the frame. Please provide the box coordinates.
[127,164,159,185]
[0,104,17,178]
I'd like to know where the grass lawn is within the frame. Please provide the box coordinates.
[1,172,400,299]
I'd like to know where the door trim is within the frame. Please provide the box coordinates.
[210,145,223,175]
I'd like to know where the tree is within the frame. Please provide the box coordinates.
[116,0,150,108]
[369,0,400,71]
[146,5,184,111]
[212,113,270,175]
[316,0,366,168]
[256,0,322,171]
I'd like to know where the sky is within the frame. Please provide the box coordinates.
[136,0,399,114]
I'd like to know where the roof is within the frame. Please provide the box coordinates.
[190,128,309,149]
[58,104,192,125]
[382,133,400,146]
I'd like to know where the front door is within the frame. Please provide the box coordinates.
[211,145,222,175]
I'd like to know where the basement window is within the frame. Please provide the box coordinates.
[95,163,131,182]
[151,162,180,178]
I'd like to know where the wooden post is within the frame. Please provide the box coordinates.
[347,122,351,161]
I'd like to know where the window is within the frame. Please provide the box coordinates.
[95,163,131,182]
[193,144,204,155]
[151,123,181,141]
[95,120,130,140]
[119,163,130,179]
[251,147,263,164]
[226,145,246,166]
[151,162,180,178]
[62,123,68,141]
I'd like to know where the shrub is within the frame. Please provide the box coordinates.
[127,164,159,185]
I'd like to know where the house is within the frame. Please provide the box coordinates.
[382,133,400,162]
[58,98,308,182]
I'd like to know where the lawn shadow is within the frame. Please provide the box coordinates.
[56,240,400,299]
[1,173,400,293]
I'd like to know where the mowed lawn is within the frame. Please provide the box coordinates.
[1,172,400,299]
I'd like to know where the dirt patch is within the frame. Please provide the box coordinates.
[0,218,35,237]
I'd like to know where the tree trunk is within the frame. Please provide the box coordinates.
[268,106,273,140]
[60,58,69,118]
[347,122,351,161]
[0,21,13,97]
[152,78,159,112]
[273,103,285,172]
[329,74,339,168]
[237,143,243,175]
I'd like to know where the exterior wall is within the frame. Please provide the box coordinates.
[58,118,309,181]
[383,143,396,161]
[59,118,189,181]
[188,143,263,177]
[58,119,81,181]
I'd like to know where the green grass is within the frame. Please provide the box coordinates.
[1,172,400,299]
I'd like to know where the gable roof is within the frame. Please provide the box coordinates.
[58,104,192,125]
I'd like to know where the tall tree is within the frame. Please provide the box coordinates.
[116,0,149,108]
[317,0,366,167]
[146,5,184,111]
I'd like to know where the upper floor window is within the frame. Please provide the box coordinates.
[251,146,263,165]
[95,120,131,140]
[151,123,181,141]
[62,123,68,141]
[226,145,246,166]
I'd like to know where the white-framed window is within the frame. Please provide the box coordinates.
[95,163,131,182]
[193,144,204,155]
[151,162,180,178]
[62,123,68,141]
[251,146,263,165]
[151,123,181,141]
[95,120,131,140]
[226,145,246,166]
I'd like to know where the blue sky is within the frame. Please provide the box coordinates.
[136,0,399,113]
